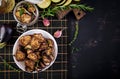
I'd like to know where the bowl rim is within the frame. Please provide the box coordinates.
[13,29,58,73]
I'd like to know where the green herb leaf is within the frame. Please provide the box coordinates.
[40,4,94,18]
[0,42,6,49]
[20,9,24,16]
[0,56,21,72]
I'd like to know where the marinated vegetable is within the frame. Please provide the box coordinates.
[15,51,25,61]
[14,33,55,72]
[15,2,36,23]
[19,35,31,46]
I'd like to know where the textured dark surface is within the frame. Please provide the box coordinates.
[0,0,120,79]
[68,0,120,79]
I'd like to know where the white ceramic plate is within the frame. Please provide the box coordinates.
[13,29,58,73]
[25,0,44,4]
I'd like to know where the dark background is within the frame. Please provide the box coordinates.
[68,0,120,79]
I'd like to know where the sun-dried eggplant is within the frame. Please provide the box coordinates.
[42,55,51,63]
[45,47,54,55]
[25,59,35,70]
[39,42,48,51]
[25,45,32,49]
[30,37,40,50]
[15,51,25,61]
[40,62,46,68]
[27,53,38,62]
[19,35,31,46]
[49,55,54,61]
[27,49,33,54]
[35,52,41,59]
[47,39,54,47]
[33,33,45,42]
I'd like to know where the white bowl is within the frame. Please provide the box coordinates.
[13,29,58,73]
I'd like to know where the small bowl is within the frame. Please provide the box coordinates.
[13,1,39,26]
[13,1,39,33]
[13,29,58,73]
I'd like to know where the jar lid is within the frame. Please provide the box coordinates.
[25,0,44,4]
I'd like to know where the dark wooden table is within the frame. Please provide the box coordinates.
[68,0,120,79]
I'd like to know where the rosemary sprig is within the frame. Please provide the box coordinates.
[69,21,79,46]
[41,4,94,18]
[0,56,21,72]
[69,4,94,12]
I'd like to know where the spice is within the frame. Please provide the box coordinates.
[69,21,79,46]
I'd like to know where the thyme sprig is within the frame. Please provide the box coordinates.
[69,21,79,46]
[41,4,94,18]
[0,56,21,72]
[69,4,94,12]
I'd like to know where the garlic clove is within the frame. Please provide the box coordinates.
[43,18,50,27]
[54,30,62,38]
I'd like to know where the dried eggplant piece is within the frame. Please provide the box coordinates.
[45,47,54,56]
[25,59,35,70]
[25,45,32,49]
[47,39,54,47]
[27,53,38,62]
[40,62,46,68]
[33,33,45,42]
[28,6,36,13]
[30,37,40,50]
[26,49,33,54]
[19,35,31,46]
[26,66,33,72]
[39,42,48,51]
[21,13,32,23]
[43,62,50,66]
[42,55,51,66]
[49,55,54,61]
[15,51,25,61]
[35,52,41,59]
[35,66,41,72]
